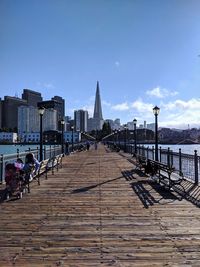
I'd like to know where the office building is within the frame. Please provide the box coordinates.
[90,81,104,131]
[2,96,28,130]
[18,106,58,137]
[74,110,88,132]
[22,89,42,107]
[51,96,65,130]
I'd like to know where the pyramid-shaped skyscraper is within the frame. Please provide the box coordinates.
[91,81,104,130]
[93,81,103,120]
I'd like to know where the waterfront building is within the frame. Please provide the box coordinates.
[51,96,65,130]
[2,96,28,130]
[0,132,18,143]
[22,89,42,107]
[64,131,81,143]
[74,110,88,132]
[18,106,58,138]
[21,132,40,143]
[0,98,2,129]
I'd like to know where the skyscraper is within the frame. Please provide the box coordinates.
[93,81,103,120]
[91,81,104,131]
[74,110,88,132]
[22,89,42,107]
[51,96,65,130]
[2,96,28,130]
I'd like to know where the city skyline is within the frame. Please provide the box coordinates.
[1,1,200,129]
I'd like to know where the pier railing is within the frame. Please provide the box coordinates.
[0,142,88,183]
[0,145,62,183]
[107,141,200,184]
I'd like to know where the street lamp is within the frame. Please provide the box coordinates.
[60,119,65,155]
[71,126,74,152]
[118,129,120,147]
[38,107,45,161]
[153,105,160,161]
[124,124,127,152]
[133,118,137,155]
[114,129,117,144]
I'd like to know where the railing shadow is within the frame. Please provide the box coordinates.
[131,180,179,209]
[71,175,123,194]
[121,170,136,181]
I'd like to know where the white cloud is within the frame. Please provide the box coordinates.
[146,87,178,98]
[131,99,153,113]
[163,98,200,111]
[112,102,129,111]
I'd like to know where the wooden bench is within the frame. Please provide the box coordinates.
[3,155,63,201]
[134,154,147,170]
[53,154,63,172]
[147,159,185,193]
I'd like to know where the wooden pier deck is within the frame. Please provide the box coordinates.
[1,144,200,266]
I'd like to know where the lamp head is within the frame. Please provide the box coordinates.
[38,107,45,115]
[153,106,160,116]
[133,118,137,125]
[60,119,65,125]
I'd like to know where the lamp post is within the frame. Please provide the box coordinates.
[153,105,160,161]
[60,119,65,154]
[38,107,45,161]
[133,118,137,154]
[71,126,74,152]
[114,129,117,144]
[118,129,120,147]
[124,124,127,152]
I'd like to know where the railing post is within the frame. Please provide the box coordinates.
[17,149,19,159]
[194,150,198,184]
[159,146,162,162]
[0,154,3,183]
[170,149,173,167]
[167,147,170,167]
[147,146,149,160]
[44,146,46,160]
[152,146,155,160]
[179,148,182,175]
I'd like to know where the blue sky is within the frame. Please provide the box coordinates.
[1,0,200,129]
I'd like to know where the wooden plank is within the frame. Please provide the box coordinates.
[1,145,200,265]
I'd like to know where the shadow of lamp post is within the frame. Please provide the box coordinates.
[133,118,137,154]
[71,126,74,152]
[60,119,65,154]
[38,107,45,161]
[153,105,160,161]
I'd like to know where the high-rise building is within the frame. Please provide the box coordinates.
[51,96,65,130]
[18,105,58,136]
[0,98,2,129]
[74,110,88,132]
[91,81,104,131]
[93,81,103,120]
[2,96,28,130]
[22,89,42,107]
